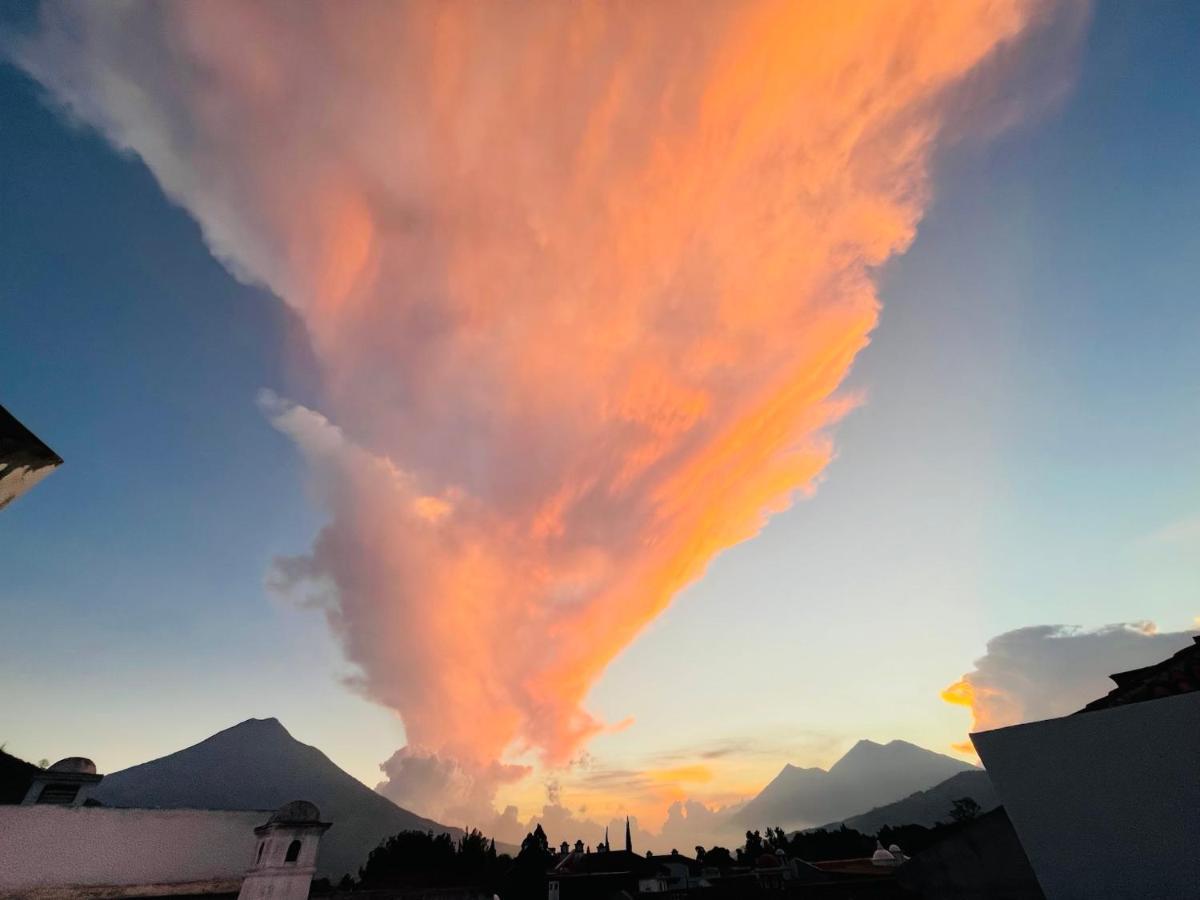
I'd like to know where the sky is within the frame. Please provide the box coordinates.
[1,0,1197,850]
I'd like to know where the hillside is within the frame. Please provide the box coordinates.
[822,769,999,835]
[93,718,454,879]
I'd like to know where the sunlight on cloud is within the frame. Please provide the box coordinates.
[943,621,1200,752]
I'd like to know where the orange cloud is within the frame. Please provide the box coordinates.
[940,680,977,708]
[16,0,1063,821]
[647,766,715,786]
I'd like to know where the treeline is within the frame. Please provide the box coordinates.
[329,797,982,892]
[340,823,552,898]
[355,828,509,891]
[703,796,983,866]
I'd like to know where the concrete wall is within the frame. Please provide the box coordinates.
[896,807,1043,900]
[972,691,1200,900]
[0,806,265,896]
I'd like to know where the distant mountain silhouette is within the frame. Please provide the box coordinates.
[734,739,977,829]
[820,769,999,834]
[93,718,454,879]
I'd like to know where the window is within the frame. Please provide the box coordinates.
[256,842,265,864]
[36,783,80,805]
[285,839,302,863]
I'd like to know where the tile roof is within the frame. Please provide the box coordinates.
[1079,636,1200,713]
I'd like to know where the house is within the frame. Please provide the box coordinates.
[647,851,708,892]
[548,845,669,899]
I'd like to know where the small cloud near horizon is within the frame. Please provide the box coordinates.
[942,620,1198,753]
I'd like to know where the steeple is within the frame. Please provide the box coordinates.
[624,816,632,853]
[604,825,609,852]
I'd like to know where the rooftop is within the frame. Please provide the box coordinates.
[1079,635,1200,713]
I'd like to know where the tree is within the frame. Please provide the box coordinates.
[765,827,789,853]
[521,823,552,858]
[358,828,504,891]
[694,846,706,864]
[949,797,981,823]
[702,846,735,869]
[744,829,765,859]
[784,825,873,862]
[503,824,555,900]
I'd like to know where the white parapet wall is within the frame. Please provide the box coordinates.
[972,690,1200,900]
[0,806,266,899]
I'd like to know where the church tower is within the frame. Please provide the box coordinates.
[238,801,331,900]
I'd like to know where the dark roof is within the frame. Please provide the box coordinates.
[1079,636,1200,713]
[269,799,323,824]
[554,850,663,877]
[811,858,896,878]
[0,403,63,510]
[0,404,62,469]
[648,853,701,874]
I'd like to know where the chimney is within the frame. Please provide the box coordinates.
[21,758,102,807]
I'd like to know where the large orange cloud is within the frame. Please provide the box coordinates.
[15,0,1058,821]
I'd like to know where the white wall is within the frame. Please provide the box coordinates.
[0,806,265,893]
[972,691,1200,900]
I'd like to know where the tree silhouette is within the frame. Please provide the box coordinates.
[950,797,981,823]
[765,827,789,853]
[744,829,765,858]
[503,823,555,900]
[701,846,735,869]
[358,828,504,891]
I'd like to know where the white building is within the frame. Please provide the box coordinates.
[0,759,331,900]
[239,800,332,900]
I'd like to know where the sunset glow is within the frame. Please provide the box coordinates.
[8,0,1199,864]
[10,0,1055,828]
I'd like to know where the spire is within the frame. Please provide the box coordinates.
[604,825,609,851]
[625,816,632,853]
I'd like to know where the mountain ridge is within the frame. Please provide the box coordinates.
[817,769,999,835]
[734,738,977,830]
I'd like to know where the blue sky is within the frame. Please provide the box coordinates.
[1,0,1197,828]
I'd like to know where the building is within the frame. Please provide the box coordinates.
[0,756,331,900]
[548,840,670,899]
[895,807,1044,900]
[971,637,1200,900]
[238,800,332,900]
[647,851,707,892]
[1078,634,1200,712]
[0,402,62,510]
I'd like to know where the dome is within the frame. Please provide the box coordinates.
[871,842,896,865]
[888,844,903,855]
[269,800,321,824]
[48,757,97,775]
[755,853,781,868]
